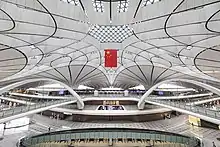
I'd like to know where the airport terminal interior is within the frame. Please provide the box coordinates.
[0,0,220,147]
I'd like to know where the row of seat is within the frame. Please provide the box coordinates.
[30,140,188,147]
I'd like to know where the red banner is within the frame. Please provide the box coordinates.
[104,49,117,67]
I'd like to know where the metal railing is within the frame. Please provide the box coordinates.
[0,99,71,119]
[150,99,220,119]
[20,128,200,147]
[80,93,143,98]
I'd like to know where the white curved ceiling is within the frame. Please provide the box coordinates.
[0,0,220,89]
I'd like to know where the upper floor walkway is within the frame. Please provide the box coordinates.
[1,92,219,125]
[146,99,220,124]
[9,91,214,101]
[187,96,220,106]
[0,96,171,117]
[0,99,76,123]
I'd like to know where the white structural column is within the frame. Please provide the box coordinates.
[138,79,220,109]
[0,78,84,109]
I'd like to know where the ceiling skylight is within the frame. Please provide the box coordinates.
[143,0,161,6]
[93,0,104,12]
[60,0,79,6]
[89,25,133,43]
[117,0,129,13]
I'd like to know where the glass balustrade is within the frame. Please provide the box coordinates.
[20,128,200,147]
[150,99,220,119]
[0,99,71,119]
[80,93,143,98]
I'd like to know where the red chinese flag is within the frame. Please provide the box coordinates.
[104,49,117,67]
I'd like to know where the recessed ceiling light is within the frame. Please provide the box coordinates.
[143,0,161,7]
[186,45,193,50]
[31,56,36,59]
[30,45,36,49]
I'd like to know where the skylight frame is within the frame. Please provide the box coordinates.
[117,0,129,13]
[142,0,161,7]
[89,25,133,43]
[93,0,105,13]
[61,0,79,6]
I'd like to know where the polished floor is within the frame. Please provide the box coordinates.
[0,114,219,147]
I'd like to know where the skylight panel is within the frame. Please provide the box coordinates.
[89,25,133,43]
[93,0,104,12]
[117,0,129,13]
[61,0,79,6]
[143,0,161,6]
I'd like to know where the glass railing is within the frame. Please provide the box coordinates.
[20,128,200,147]
[81,93,214,99]
[0,99,72,119]
[80,93,143,98]
[150,99,220,119]
[58,104,77,109]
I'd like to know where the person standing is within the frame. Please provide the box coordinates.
[48,127,51,132]
[2,122,6,136]
[213,141,216,147]
[201,141,204,147]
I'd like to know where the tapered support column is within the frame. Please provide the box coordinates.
[138,79,220,109]
[0,78,84,109]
